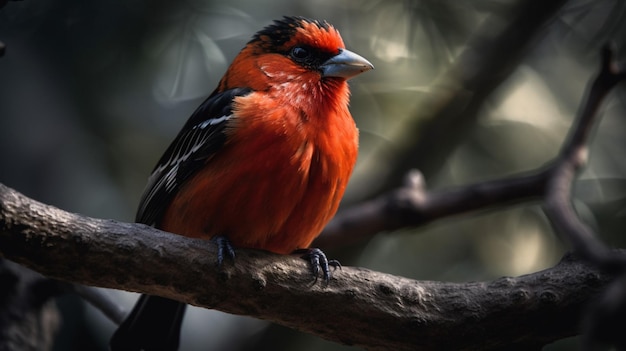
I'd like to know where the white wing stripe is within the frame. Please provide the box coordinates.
[197,115,230,129]
[152,114,231,177]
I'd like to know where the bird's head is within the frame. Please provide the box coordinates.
[217,16,373,93]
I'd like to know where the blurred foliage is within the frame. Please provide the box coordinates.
[1,0,626,350]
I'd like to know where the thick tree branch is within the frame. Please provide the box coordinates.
[0,183,618,350]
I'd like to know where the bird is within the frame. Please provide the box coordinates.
[109,16,373,350]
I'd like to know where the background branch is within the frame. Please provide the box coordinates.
[317,169,549,248]
[544,44,626,271]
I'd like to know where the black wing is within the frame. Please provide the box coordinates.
[136,87,252,226]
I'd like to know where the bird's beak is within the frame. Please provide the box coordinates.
[320,48,374,79]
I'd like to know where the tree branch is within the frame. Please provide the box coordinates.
[317,169,549,248]
[0,183,618,350]
[544,44,626,272]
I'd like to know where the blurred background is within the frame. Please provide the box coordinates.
[1,0,626,350]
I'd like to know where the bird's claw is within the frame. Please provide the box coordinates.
[298,248,341,283]
[212,235,235,267]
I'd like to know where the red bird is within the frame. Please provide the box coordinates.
[110,16,372,350]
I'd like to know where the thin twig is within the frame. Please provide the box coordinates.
[543,44,626,273]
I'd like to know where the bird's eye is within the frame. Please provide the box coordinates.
[290,46,310,61]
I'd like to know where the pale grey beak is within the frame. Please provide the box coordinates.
[320,48,374,79]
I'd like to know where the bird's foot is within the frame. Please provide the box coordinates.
[211,235,235,267]
[296,248,341,283]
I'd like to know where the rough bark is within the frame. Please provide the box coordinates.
[0,183,617,350]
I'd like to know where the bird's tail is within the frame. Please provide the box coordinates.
[110,294,186,351]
